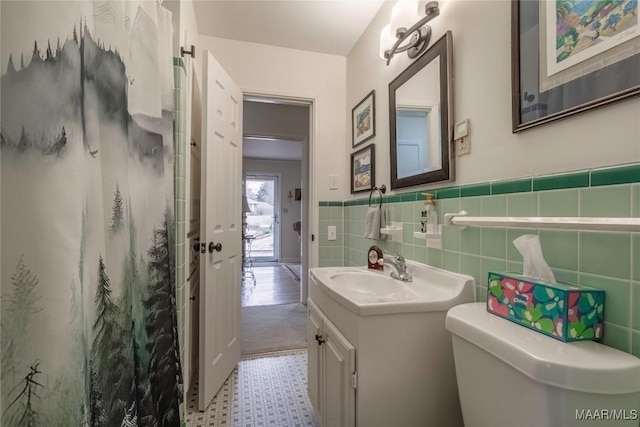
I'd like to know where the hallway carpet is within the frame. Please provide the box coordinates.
[241,302,307,355]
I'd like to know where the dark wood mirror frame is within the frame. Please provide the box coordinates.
[389,31,453,190]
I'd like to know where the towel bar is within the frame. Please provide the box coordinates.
[368,185,387,208]
[444,211,640,232]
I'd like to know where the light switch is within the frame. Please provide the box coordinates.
[329,174,338,190]
[328,225,337,241]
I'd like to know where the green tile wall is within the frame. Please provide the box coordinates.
[318,206,344,267]
[173,58,187,422]
[319,163,640,357]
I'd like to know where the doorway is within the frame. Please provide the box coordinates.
[242,95,312,298]
[244,174,280,262]
[185,89,314,412]
[239,96,311,358]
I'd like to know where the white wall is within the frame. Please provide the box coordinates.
[347,1,640,197]
[244,158,302,263]
[198,35,348,202]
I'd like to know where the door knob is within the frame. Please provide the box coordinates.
[209,242,222,253]
[193,237,200,252]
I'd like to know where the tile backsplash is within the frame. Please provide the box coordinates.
[173,57,187,385]
[318,163,640,356]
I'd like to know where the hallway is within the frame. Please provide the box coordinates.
[242,264,301,307]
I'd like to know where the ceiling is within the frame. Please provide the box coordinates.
[243,99,309,161]
[243,136,303,161]
[194,0,385,56]
[198,1,383,161]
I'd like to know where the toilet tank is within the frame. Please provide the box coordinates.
[446,303,640,427]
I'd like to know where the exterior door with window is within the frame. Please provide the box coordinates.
[244,175,279,262]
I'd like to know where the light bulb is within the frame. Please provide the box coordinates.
[379,24,394,59]
[391,0,419,35]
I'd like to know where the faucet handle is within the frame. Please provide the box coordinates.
[382,249,397,260]
[383,250,404,263]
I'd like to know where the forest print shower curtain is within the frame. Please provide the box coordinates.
[1,1,182,425]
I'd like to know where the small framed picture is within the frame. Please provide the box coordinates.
[351,144,375,194]
[352,90,375,148]
[294,188,301,201]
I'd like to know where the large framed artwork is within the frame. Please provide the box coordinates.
[352,90,376,147]
[512,0,640,132]
[351,144,375,194]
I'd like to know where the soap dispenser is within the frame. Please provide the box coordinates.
[421,193,438,233]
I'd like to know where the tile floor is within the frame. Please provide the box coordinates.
[185,349,318,427]
[187,265,314,426]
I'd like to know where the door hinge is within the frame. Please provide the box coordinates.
[351,372,357,389]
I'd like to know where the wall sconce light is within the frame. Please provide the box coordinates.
[287,191,293,205]
[379,0,440,66]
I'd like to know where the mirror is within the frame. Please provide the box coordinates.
[389,31,453,190]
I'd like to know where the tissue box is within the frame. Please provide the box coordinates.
[486,272,604,342]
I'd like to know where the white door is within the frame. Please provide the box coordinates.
[323,317,356,427]
[198,51,243,411]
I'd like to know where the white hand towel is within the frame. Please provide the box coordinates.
[381,206,387,229]
[364,206,386,240]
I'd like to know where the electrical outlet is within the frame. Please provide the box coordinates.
[328,225,337,241]
[457,137,471,156]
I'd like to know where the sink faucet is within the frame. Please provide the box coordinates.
[383,251,412,282]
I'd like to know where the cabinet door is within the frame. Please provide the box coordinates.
[307,300,323,420]
[323,316,356,427]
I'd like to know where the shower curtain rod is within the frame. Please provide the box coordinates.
[444,211,640,232]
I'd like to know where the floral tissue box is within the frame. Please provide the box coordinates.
[487,272,605,342]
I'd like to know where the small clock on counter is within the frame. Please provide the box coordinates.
[367,246,384,271]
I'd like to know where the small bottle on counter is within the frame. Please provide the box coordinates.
[421,193,438,233]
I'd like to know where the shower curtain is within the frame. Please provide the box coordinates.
[1,1,182,425]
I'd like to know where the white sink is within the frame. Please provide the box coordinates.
[328,271,418,299]
[310,260,476,316]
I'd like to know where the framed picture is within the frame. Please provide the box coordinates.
[294,188,301,201]
[511,0,640,132]
[352,90,376,147]
[351,144,375,194]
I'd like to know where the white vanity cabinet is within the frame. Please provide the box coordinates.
[308,263,476,427]
[307,299,356,427]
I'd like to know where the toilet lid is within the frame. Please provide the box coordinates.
[446,303,640,394]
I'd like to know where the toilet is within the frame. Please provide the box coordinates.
[446,303,640,427]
